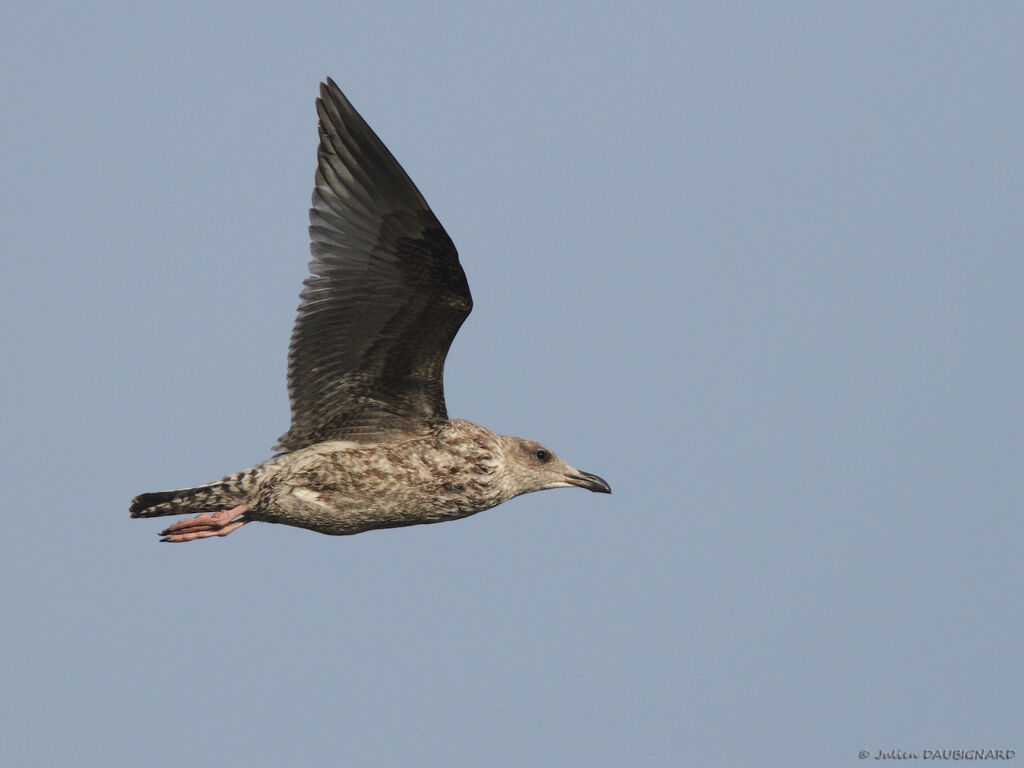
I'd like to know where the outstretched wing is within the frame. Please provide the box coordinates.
[276,79,472,451]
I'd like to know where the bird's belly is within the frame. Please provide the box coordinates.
[255,483,490,536]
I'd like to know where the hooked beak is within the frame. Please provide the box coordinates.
[567,470,612,494]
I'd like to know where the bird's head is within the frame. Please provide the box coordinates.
[498,435,611,498]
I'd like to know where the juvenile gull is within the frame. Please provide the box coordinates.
[130,78,610,542]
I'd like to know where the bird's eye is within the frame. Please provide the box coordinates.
[535,449,551,463]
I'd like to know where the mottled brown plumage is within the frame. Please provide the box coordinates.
[130,79,610,542]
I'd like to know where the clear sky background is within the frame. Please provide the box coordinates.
[2,2,1022,766]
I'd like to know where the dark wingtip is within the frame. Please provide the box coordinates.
[320,77,347,108]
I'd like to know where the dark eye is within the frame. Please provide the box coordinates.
[535,449,551,463]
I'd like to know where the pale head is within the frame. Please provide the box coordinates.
[497,435,612,498]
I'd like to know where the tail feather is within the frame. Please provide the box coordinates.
[130,483,241,519]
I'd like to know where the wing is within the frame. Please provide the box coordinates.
[275,79,472,451]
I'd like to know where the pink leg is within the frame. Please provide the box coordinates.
[160,504,250,543]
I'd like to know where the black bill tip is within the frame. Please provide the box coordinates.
[568,471,612,494]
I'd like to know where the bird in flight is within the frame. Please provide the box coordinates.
[131,78,610,542]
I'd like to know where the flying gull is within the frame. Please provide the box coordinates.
[131,78,611,542]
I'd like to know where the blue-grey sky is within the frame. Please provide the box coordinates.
[2,2,1022,766]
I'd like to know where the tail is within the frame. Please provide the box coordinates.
[130,482,244,519]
